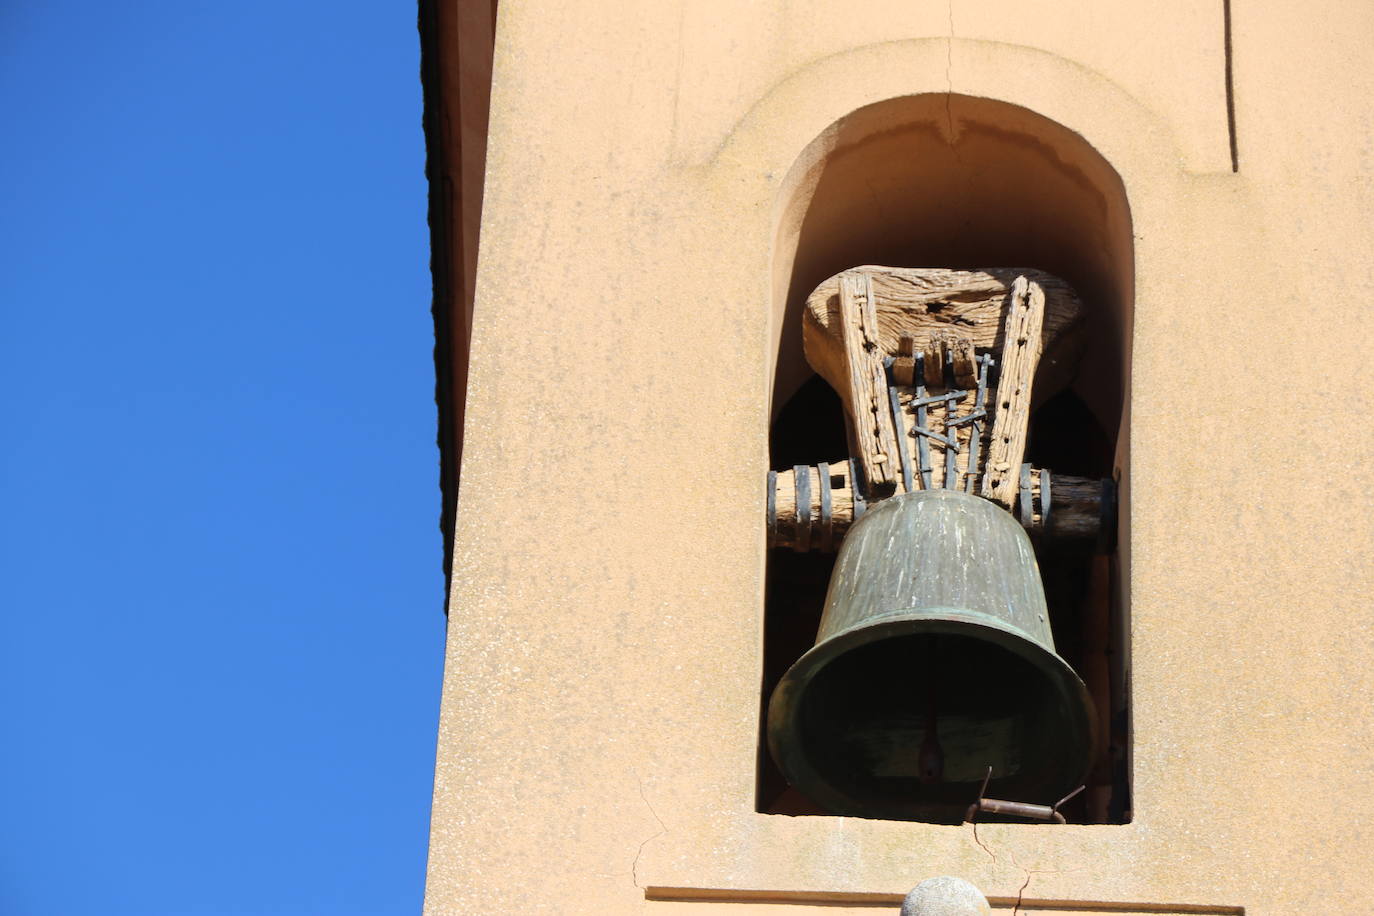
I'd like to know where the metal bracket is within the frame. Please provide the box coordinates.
[817,461,834,552]
[964,354,992,494]
[897,351,995,493]
[793,464,812,553]
[963,766,1085,825]
[1040,466,1052,534]
[885,358,915,494]
[1018,463,1034,528]
[849,457,867,522]
[913,354,934,489]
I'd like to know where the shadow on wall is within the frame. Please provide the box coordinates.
[760,93,1134,824]
[768,93,1133,434]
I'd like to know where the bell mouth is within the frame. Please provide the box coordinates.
[767,613,1095,822]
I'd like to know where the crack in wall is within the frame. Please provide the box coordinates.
[1012,869,1033,916]
[630,775,667,890]
[1009,849,1074,916]
[969,825,1082,915]
[970,821,998,866]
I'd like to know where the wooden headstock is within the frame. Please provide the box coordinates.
[766,266,1114,553]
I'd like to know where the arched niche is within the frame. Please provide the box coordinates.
[760,94,1133,823]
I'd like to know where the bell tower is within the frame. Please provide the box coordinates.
[421,1,1374,912]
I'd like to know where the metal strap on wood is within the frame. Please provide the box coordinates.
[793,464,811,553]
[849,457,866,522]
[884,359,915,494]
[1039,467,1052,535]
[1019,463,1034,528]
[913,353,934,490]
[817,461,834,552]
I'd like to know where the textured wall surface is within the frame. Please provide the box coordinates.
[425,1,1374,912]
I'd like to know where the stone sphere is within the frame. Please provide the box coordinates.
[900,876,992,916]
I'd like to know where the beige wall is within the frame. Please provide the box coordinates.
[425,1,1374,912]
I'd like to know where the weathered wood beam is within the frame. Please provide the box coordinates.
[802,267,1084,410]
[837,272,899,498]
[981,276,1045,509]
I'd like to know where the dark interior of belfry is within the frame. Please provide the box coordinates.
[756,94,1133,824]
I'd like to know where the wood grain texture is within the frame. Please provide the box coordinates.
[981,276,1046,508]
[837,272,898,497]
[802,266,1084,409]
[950,335,978,389]
[892,333,918,385]
[922,332,949,387]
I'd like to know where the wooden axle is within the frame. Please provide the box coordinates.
[767,462,1113,552]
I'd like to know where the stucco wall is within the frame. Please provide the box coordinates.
[425,2,1374,912]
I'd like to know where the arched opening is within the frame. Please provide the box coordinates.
[759,94,1133,823]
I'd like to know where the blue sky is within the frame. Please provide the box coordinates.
[0,2,444,912]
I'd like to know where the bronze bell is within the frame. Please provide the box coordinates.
[767,489,1095,822]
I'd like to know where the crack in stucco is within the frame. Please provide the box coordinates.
[969,821,998,866]
[969,826,1077,915]
[629,776,666,890]
[1011,868,1032,916]
[1008,849,1071,916]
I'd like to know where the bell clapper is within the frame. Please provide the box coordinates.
[918,638,944,784]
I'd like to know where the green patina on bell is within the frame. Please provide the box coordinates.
[767,489,1095,822]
